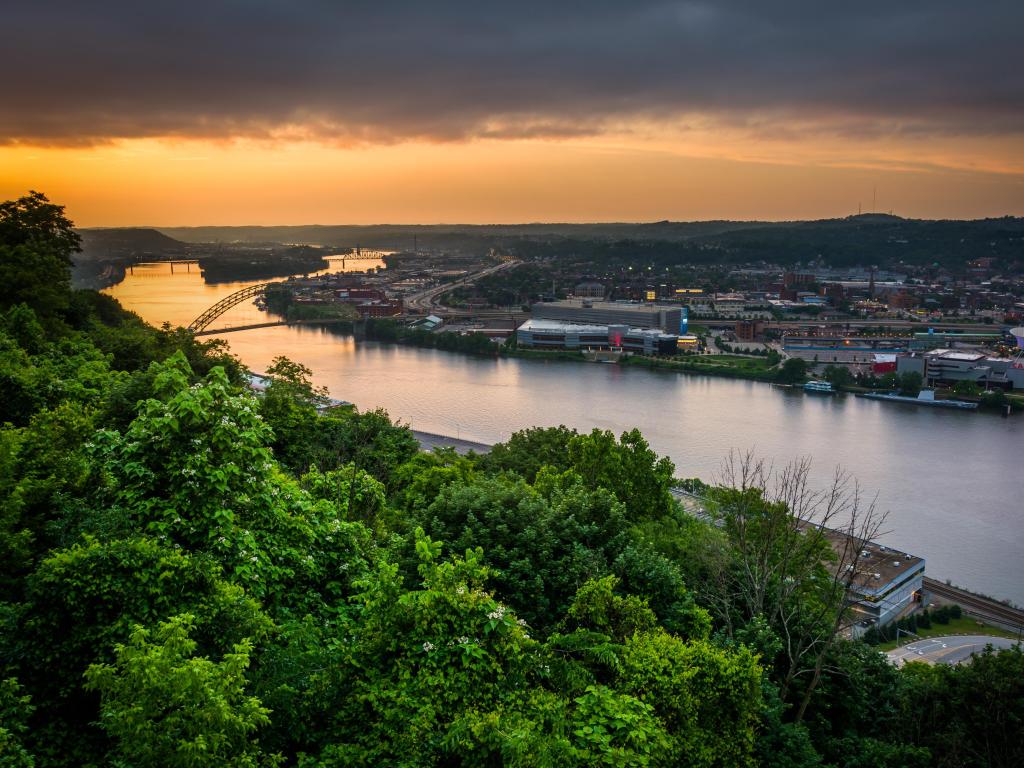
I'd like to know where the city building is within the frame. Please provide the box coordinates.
[735,319,765,341]
[516,318,678,355]
[845,538,925,628]
[898,349,1024,389]
[531,299,682,333]
[908,331,1004,351]
[573,281,606,299]
[783,334,910,363]
[676,334,700,351]
[810,526,925,629]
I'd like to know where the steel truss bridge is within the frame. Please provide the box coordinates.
[188,283,272,333]
[187,248,392,333]
[331,248,389,261]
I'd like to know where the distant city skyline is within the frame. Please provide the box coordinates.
[2,2,1022,224]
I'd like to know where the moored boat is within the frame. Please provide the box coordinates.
[856,389,978,410]
[804,380,835,394]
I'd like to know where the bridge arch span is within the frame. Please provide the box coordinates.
[187,282,273,333]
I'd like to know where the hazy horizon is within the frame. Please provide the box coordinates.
[75,210,1022,230]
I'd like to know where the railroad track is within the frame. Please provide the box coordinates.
[924,577,1024,631]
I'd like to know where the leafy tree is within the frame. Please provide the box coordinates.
[897,372,923,396]
[567,429,676,522]
[409,472,704,637]
[564,684,669,768]
[548,577,760,767]
[0,677,35,768]
[951,380,981,397]
[898,646,1024,768]
[0,401,100,594]
[85,614,279,768]
[389,448,477,519]
[408,474,593,632]
[699,452,888,720]
[618,631,762,768]
[312,533,536,765]
[91,353,376,615]
[0,192,80,318]
[775,358,808,384]
[259,356,326,473]
[484,427,676,522]
[10,537,270,766]
[479,425,578,482]
[822,365,855,390]
[300,463,386,527]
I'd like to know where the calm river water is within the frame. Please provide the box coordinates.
[105,264,1024,604]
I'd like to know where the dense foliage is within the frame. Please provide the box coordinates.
[1,193,1020,767]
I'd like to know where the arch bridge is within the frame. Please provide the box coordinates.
[188,282,272,333]
[187,248,394,333]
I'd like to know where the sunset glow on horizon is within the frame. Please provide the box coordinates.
[2,2,1022,224]
[3,128,1022,226]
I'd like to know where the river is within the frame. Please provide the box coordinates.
[104,263,1024,605]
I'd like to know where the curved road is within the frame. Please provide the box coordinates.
[404,260,520,314]
[887,635,1020,666]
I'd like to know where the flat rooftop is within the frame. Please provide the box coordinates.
[802,523,925,595]
[534,300,672,313]
[519,318,674,338]
[927,349,987,362]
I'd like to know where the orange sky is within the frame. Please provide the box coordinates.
[2,125,1022,225]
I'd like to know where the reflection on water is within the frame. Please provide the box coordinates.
[102,257,384,329]
[106,266,1024,605]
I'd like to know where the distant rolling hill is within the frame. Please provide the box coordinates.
[72,228,190,289]
[156,221,777,249]
[154,217,1024,273]
[77,227,189,257]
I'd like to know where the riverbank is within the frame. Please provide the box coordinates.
[338,321,1022,412]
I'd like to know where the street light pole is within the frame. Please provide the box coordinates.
[895,628,922,647]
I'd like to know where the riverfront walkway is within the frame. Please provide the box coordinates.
[411,430,492,455]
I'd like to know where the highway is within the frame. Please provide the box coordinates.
[404,260,520,314]
[698,317,1004,334]
[887,635,1020,666]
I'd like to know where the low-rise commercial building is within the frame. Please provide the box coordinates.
[735,319,765,341]
[846,539,925,628]
[811,526,925,629]
[516,319,678,356]
[573,281,606,299]
[531,299,681,333]
[898,349,1024,389]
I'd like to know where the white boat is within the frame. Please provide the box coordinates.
[804,380,835,394]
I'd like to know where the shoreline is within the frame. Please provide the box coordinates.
[351,327,1022,413]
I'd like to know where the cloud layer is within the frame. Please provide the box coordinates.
[2,1,1022,145]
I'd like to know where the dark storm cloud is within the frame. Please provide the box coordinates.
[1,1,1021,145]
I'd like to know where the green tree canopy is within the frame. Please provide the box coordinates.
[0,192,80,317]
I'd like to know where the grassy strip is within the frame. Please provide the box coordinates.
[622,354,780,382]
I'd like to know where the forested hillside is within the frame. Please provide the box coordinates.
[1,192,1021,767]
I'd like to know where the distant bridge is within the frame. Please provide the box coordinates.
[332,248,390,261]
[188,283,271,333]
[187,249,393,333]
